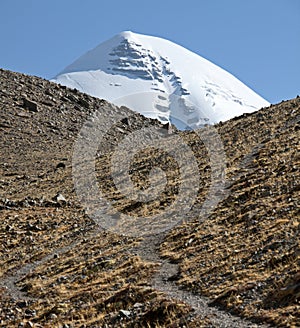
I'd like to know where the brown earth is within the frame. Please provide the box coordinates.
[0,68,299,327]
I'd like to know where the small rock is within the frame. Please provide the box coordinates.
[20,283,32,292]
[24,308,36,318]
[133,302,143,308]
[27,223,41,232]
[16,300,28,309]
[57,276,68,283]
[5,224,13,231]
[55,162,66,170]
[48,313,57,320]
[23,98,38,112]
[78,98,90,109]
[119,309,131,318]
[162,122,173,134]
[0,122,11,128]
[53,193,67,205]
[25,321,34,328]
[121,117,130,126]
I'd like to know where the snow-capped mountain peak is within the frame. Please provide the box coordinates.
[53,31,269,129]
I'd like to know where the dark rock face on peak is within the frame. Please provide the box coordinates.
[108,38,189,97]
[0,68,299,327]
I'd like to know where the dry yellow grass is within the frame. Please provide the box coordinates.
[0,69,299,327]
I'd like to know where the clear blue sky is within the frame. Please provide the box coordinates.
[0,0,299,104]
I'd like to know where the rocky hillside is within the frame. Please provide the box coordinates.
[0,68,299,327]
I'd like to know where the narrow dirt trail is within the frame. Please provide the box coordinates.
[131,234,270,328]
[128,141,273,327]
[1,204,266,326]
[0,142,271,326]
[0,227,101,300]
[1,227,270,327]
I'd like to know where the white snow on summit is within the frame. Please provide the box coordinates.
[53,31,269,129]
